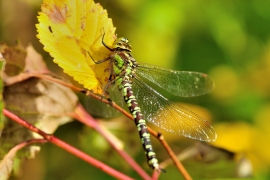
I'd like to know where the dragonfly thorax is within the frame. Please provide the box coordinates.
[112,37,132,52]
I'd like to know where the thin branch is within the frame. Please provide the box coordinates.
[7,139,47,151]
[72,104,152,180]
[155,134,192,180]
[3,109,134,180]
[0,139,47,180]
[19,72,192,179]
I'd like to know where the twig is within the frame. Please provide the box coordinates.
[3,109,134,180]
[6,139,47,151]
[72,104,152,180]
[154,133,192,180]
[19,72,192,179]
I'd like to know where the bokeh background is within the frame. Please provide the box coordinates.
[1,0,270,179]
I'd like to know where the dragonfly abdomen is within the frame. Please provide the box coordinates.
[87,35,215,171]
[119,78,159,170]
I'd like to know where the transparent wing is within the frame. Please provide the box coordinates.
[132,75,217,142]
[85,85,126,118]
[137,64,215,97]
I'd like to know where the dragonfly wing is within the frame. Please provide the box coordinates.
[132,75,217,142]
[137,64,215,97]
[85,85,126,118]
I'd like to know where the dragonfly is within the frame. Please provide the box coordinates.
[88,33,217,171]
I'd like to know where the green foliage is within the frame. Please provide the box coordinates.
[1,0,270,179]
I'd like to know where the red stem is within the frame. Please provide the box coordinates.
[17,72,192,179]
[73,104,153,180]
[3,109,134,180]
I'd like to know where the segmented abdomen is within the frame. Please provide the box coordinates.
[119,78,159,170]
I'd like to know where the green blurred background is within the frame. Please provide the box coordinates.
[1,0,270,179]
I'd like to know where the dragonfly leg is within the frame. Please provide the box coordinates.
[101,32,113,51]
[85,50,111,64]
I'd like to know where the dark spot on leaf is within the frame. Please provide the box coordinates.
[48,26,53,33]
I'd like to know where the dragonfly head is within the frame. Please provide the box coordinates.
[112,37,132,52]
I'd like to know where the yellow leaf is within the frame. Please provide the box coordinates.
[210,122,255,152]
[211,118,270,174]
[36,0,116,94]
